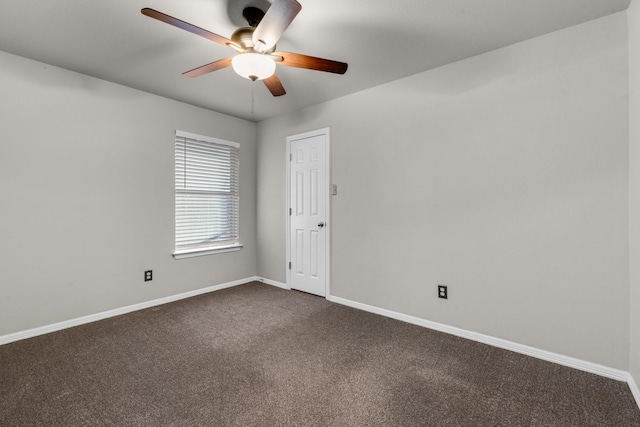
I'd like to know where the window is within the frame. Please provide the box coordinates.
[174,130,241,258]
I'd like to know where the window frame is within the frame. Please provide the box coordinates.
[173,130,242,259]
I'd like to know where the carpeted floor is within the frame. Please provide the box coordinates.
[1,282,639,426]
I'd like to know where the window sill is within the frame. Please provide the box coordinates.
[173,244,243,259]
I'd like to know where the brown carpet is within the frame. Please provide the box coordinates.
[1,282,639,426]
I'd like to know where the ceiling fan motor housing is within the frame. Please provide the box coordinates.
[231,26,275,53]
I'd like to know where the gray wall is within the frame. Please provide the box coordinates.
[629,0,640,386]
[0,51,258,336]
[257,13,630,369]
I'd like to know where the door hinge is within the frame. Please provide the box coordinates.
[289,262,292,270]
[289,208,292,215]
[289,153,293,161]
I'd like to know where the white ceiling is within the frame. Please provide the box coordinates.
[0,0,631,121]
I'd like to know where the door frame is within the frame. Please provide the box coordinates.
[285,127,331,298]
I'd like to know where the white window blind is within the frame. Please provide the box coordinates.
[175,131,240,254]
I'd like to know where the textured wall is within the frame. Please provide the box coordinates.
[257,13,630,369]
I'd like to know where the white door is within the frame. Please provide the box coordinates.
[287,130,329,297]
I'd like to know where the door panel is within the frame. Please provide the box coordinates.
[289,132,327,297]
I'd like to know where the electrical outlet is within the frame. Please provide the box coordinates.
[438,285,448,299]
[144,270,153,282]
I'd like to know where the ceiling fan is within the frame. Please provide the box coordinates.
[141,0,348,97]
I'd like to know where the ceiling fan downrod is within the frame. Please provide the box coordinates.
[242,6,265,28]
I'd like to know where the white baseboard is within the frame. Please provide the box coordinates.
[257,277,289,289]
[0,276,258,346]
[328,295,631,383]
[630,375,640,409]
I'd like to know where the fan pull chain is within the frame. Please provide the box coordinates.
[251,87,255,122]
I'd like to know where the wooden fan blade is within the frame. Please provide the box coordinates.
[141,8,237,49]
[183,57,233,78]
[263,73,286,97]
[274,52,348,74]
[252,0,301,52]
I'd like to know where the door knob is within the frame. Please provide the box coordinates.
[318,222,325,228]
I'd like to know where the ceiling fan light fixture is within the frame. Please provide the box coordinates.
[232,52,276,81]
